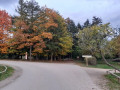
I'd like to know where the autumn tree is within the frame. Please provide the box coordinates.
[0,10,12,54]
[36,7,73,61]
[8,19,29,56]
[31,7,58,59]
[9,17,53,59]
[10,5,59,60]
[53,14,73,60]
[10,0,41,60]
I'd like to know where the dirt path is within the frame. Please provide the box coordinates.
[81,67,109,90]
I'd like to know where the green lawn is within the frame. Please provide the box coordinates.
[0,66,14,81]
[89,62,120,69]
[75,60,120,69]
[105,73,120,90]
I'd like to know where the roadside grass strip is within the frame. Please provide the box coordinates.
[0,65,14,81]
[105,73,120,89]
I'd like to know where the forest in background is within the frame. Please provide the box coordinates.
[0,0,120,61]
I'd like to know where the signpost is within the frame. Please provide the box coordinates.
[25,52,28,60]
[82,55,92,66]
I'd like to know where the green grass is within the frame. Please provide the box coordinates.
[75,60,120,69]
[89,63,120,69]
[0,66,5,71]
[105,73,120,90]
[0,66,14,81]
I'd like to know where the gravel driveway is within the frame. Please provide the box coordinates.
[0,60,101,90]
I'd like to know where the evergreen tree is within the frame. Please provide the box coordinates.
[65,18,78,37]
[65,18,81,59]
[16,0,27,20]
[92,16,102,26]
[77,23,82,30]
[83,19,91,28]
[25,0,41,24]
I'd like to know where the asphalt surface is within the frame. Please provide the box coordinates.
[0,60,101,90]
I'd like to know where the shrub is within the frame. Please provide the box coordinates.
[88,57,97,65]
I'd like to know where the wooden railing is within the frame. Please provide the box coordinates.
[107,69,120,83]
[0,65,7,74]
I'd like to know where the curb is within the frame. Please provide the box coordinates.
[0,65,22,89]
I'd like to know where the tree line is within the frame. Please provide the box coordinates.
[0,0,120,61]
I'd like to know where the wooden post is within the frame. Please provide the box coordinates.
[82,55,92,67]
[30,46,32,61]
[115,69,116,73]
[51,53,53,62]
[85,58,88,66]
[25,52,28,60]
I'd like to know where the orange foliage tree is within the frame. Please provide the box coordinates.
[32,7,58,52]
[9,19,29,55]
[38,7,73,61]
[0,10,12,53]
[9,7,58,60]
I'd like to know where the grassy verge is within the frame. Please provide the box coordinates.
[0,66,14,81]
[89,62,120,69]
[105,73,120,90]
[75,60,120,69]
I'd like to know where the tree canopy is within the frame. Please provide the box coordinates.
[0,10,12,53]
[0,0,120,63]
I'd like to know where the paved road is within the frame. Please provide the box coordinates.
[0,60,100,90]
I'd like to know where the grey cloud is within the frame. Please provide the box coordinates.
[108,14,120,27]
[0,0,120,27]
[0,0,18,15]
[0,0,18,6]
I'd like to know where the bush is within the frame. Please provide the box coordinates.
[88,57,97,65]
[0,54,8,59]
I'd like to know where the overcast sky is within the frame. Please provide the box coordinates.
[0,0,120,27]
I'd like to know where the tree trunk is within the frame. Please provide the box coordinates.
[30,45,32,61]
[100,50,120,72]
[59,55,61,60]
[71,53,72,59]
[21,55,22,59]
[47,55,49,60]
[36,54,38,60]
[51,53,53,62]
[54,56,56,61]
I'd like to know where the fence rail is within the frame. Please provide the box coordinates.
[107,69,120,83]
[0,65,7,74]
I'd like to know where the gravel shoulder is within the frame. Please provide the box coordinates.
[81,67,110,90]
